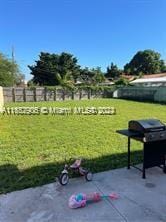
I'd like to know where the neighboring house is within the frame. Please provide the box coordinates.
[17,79,28,87]
[75,80,83,85]
[120,75,135,82]
[98,78,114,86]
[105,75,135,82]
[131,73,166,87]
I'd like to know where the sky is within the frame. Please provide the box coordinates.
[0,0,166,80]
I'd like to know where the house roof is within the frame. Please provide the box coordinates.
[141,73,166,78]
[121,75,135,81]
[122,73,166,79]
[131,73,166,83]
[131,76,166,84]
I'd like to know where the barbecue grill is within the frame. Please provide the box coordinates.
[117,119,166,178]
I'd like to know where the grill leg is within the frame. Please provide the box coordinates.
[128,137,130,169]
[142,167,146,179]
[142,146,146,179]
[163,155,166,173]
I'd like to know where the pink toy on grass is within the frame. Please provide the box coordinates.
[68,192,119,209]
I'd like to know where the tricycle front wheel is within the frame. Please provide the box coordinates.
[58,173,69,185]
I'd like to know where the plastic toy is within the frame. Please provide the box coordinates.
[58,159,93,185]
[68,192,119,209]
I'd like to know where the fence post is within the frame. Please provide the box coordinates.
[34,88,37,102]
[23,88,26,102]
[79,89,82,100]
[72,90,74,100]
[54,88,56,101]
[88,88,91,99]
[12,87,16,102]
[44,87,47,101]
[63,89,65,100]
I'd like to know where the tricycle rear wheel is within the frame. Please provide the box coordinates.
[85,171,93,181]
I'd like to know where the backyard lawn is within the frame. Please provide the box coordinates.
[1,98,166,193]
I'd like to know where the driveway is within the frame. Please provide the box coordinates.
[0,166,166,222]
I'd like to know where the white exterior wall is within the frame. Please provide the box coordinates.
[0,86,4,112]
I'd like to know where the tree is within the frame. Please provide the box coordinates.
[79,67,105,85]
[56,71,74,89]
[124,49,166,75]
[0,52,22,86]
[105,63,121,79]
[115,77,130,86]
[160,60,166,72]
[79,67,94,84]
[91,67,105,85]
[28,52,80,86]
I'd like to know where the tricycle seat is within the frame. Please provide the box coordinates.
[70,159,82,169]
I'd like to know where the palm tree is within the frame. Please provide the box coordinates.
[56,72,74,89]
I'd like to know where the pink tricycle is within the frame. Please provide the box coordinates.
[58,159,93,185]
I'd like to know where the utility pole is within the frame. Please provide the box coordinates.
[11,46,15,86]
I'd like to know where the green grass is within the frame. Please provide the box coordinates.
[1,98,166,193]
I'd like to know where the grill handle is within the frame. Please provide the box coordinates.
[148,128,165,132]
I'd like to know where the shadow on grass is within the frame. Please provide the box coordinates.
[0,150,143,194]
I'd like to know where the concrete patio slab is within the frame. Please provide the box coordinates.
[0,166,166,222]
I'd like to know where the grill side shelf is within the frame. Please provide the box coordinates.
[116,129,144,142]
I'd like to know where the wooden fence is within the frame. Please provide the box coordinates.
[3,86,166,104]
[3,87,105,103]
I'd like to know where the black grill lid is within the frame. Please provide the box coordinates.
[129,119,166,133]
